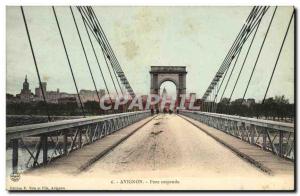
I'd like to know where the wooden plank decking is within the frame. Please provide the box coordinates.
[26,116,155,175]
[179,115,294,175]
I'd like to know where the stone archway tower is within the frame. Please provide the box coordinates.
[150,66,187,100]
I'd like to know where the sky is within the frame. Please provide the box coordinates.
[6,6,294,102]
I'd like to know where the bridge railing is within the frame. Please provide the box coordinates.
[6,111,151,174]
[180,110,294,160]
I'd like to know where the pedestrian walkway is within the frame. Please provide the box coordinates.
[27,115,155,175]
[179,114,294,175]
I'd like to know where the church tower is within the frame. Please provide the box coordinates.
[23,75,29,91]
[162,87,167,97]
[19,75,32,102]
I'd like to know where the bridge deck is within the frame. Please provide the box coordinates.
[14,114,294,190]
[26,116,155,175]
[180,115,294,175]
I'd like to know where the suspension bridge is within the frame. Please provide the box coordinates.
[6,6,295,189]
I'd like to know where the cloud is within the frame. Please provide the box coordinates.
[134,8,166,34]
[121,40,139,61]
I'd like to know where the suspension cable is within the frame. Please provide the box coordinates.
[262,10,294,103]
[213,64,230,103]
[87,7,125,95]
[70,6,102,109]
[20,6,51,121]
[203,6,269,100]
[212,7,268,103]
[219,6,267,74]
[80,10,113,103]
[219,48,243,102]
[241,6,277,103]
[81,6,134,97]
[78,8,120,97]
[85,7,124,96]
[215,10,259,103]
[229,17,262,102]
[217,7,256,74]
[52,6,85,116]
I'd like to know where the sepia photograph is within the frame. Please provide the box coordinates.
[5,4,295,191]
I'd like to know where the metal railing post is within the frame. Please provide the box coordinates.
[41,135,48,165]
[12,139,18,174]
[78,130,82,148]
[279,130,283,157]
[250,125,255,144]
[63,132,68,155]
[262,129,267,150]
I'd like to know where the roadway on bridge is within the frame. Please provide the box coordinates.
[79,114,293,190]
[17,114,293,190]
